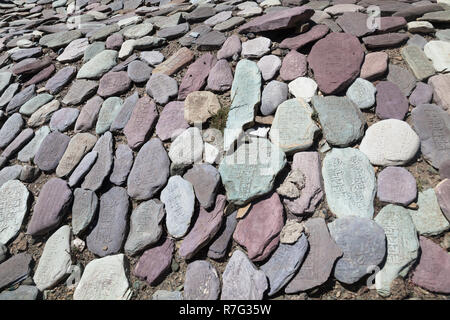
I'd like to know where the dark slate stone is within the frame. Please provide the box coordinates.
[0,253,32,290]
[110,144,133,186]
[34,131,70,172]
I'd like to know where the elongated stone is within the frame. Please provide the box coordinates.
[123,96,158,149]
[77,50,118,79]
[18,126,50,162]
[96,97,123,135]
[34,131,70,172]
[62,80,98,106]
[56,133,97,178]
[110,144,133,186]
[208,211,238,260]
[178,53,217,100]
[74,96,103,132]
[72,188,98,236]
[152,47,194,76]
[45,66,76,95]
[19,93,53,116]
[0,253,32,291]
[184,260,220,300]
[401,45,435,81]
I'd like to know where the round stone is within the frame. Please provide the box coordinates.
[257,55,281,81]
[184,260,220,300]
[127,60,152,83]
[288,77,317,103]
[346,78,376,109]
[377,167,417,206]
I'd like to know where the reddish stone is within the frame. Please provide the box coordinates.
[233,193,284,262]
[360,52,388,80]
[217,35,241,60]
[177,53,217,100]
[308,32,364,94]
[152,47,194,76]
[105,33,123,50]
[362,33,409,49]
[123,96,158,149]
[378,16,407,33]
[412,236,450,294]
[375,81,409,120]
[23,64,55,87]
[155,101,189,141]
[279,24,329,50]
[74,96,103,132]
[97,71,131,98]
[206,59,233,92]
[279,50,307,81]
[11,56,52,76]
[179,195,226,260]
[134,237,174,285]
[238,6,314,34]
[435,179,450,222]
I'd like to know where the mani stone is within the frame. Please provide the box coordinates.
[360,52,388,80]
[0,253,32,291]
[184,91,221,124]
[0,285,38,300]
[241,37,272,59]
[50,108,80,132]
[287,77,318,103]
[124,96,158,149]
[110,92,139,133]
[436,179,450,221]
[279,24,329,50]
[0,166,22,188]
[34,131,70,172]
[261,80,288,116]
[153,47,194,76]
[207,59,233,92]
[362,33,409,49]
[39,30,82,49]
[387,64,417,98]
[134,238,174,286]
[0,84,20,109]
[359,119,420,166]
[168,127,203,170]
[428,74,450,111]
[19,93,53,116]
[86,187,129,257]
[127,138,169,200]
[408,34,428,50]
[217,34,241,60]
[261,233,308,296]
[184,260,221,300]
[0,180,29,244]
[62,80,98,106]
[328,216,386,284]
[346,78,376,110]
[270,98,318,153]
[238,6,313,33]
[223,59,261,151]
[285,218,342,293]
[308,32,364,95]
[110,145,133,186]
[74,254,131,300]
[72,188,98,236]
[195,31,227,50]
[257,55,281,81]
[412,104,450,169]
[234,193,284,262]
[208,211,238,260]
[127,60,152,83]
[82,131,114,192]
[219,136,286,205]
[179,195,226,260]
[283,152,323,215]
[161,175,195,239]
[26,178,72,236]
[279,51,307,81]
[0,72,12,95]
[374,205,419,297]
[409,82,433,107]
[97,71,131,98]
[424,40,450,73]
[155,101,189,141]
[183,164,220,209]
[96,97,123,134]
[57,38,89,63]
[18,126,50,163]
[77,50,118,79]
[214,17,245,32]
[377,167,417,206]
[146,73,178,105]
[178,54,217,100]
[312,96,365,147]
[84,42,106,63]
[28,100,60,128]
[412,236,450,294]
[33,225,71,291]
[221,249,268,300]
[124,199,165,256]
[68,151,98,187]
[401,45,435,81]
[322,147,376,219]
[0,113,23,149]
[409,189,450,236]
[375,81,409,120]
[56,133,97,178]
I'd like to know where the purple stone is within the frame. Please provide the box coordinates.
[375,81,409,120]
[409,82,433,107]
[436,179,450,222]
[123,96,158,149]
[377,167,417,206]
[110,144,133,186]
[74,96,103,132]
[155,101,189,141]
[97,71,131,98]
[183,163,220,209]
[49,107,80,132]
[0,253,32,290]
[184,260,220,300]
[217,35,241,60]
[34,131,70,172]
[45,66,76,94]
[110,92,139,132]
[279,50,307,81]
[208,211,237,260]
[206,59,233,92]
[279,24,329,50]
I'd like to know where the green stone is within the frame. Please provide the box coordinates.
[77,50,117,79]
[96,97,123,135]
[19,93,53,116]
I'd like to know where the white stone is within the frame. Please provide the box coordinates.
[57,38,89,62]
[168,127,203,167]
[118,39,136,59]
[288,77,317,103]
[424,40,450,72]
[0,180,29,244]
[203,142,220,164]
[241,37,272,59]
[74,254,132,300]
[117,16,143,28]
[260,0,281,7]
[407,21,434,33]
[359,119,420,166]
[33,225,71,291]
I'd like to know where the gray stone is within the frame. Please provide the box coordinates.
[260,80,288,116]
[387,64,416,97]
[6,85,35,114]
[157,23,189,40]
[49,108,79,132]
[39,30,82,49]
[152,290,183,300]
[68,151,98,188]
[62,80,98,106]
[0,84,19,109]
[0,72,12,96]
[322,147,376,219]
[96,97,123,134]
[195,31,227,50]
[57,38,89,63]
[124,199,164,256]
[408,34,428,49]
[72,188,98,236]
[127,60,152,83]
[140,51,165,66]
[0,113,23,149]
[257,55,281,81]
[346,78,376,110]
[409,82,433,107]
[401,45,435,81]
[328,216,386,284]
[146,73,178,105]
[0,285,38,300]
[19,94,54,116]
[0,253,32,291]
[34,131,70,172]
[241,37,272,58]
[110,92,139,133]
[56,133,97,178]
[0,165,22,188]
[168,127,203,171]
[207,211,238,260]
[184,260,220,300]
[77,50,118,79]
[110,144,133,186]
[83,42,106,63]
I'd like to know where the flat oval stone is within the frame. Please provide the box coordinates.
[7,85,35,114]
[97,71,131,97]
[241,37,271,59]
[308,32,364,94]
[140,51,164,66]
[105,33,123,50]
[178,53,217,100]
[424,40,450,73]
[346,78,376,109]
[257,55,281,81]
[0,253,32,291]
[219,136,286,205]
[57,38,89,63]
[152,47,194,76]
[428,73,450,111]
[359,119,420,166]
[179,195,226,260]
[127,60,152,83]
[83,42,106,63]
[77,50,118,79]
[123,23,153,39]
[377,167,417,206]
[0,113,23,149]
[285,218,342,293]
[328,216,386,284]
[123,96,158,149]
[411,103,450,169]
[39,30,82,49]
[375,81,409,120]
[109,144,133,186]
[74,96,103,132]
[184,260,220,300]
[168,127,203,169]
[133,237,174,285]
[260,80,288,116]
[233,193,284,262]
[155,101,189,141]
[401,45,435,81]
[409,82,433,107]
[161,175,195,239]
[360,51,388,80]
[81,131,113,191]
[220,249,268,300]
[362,33,409,49]
[280,24,329,50]
[280,50,307,81]
[72,188,98,236]
[261,233,308,296]
[86,186,129,257]
[127,138,169,200]
[217,34,241,60]
[34,131,70,172]
[110,92,139,133]
[387,64,416,97]
[184,91,221,124]
[183,164,220,209]
[49,108,80,132]
[33,225,71,291]
[146,73,178,105]
[74,254,131,300]
[322,147,376,219]
[26,178,72,236]
[0,285,38,300]
[374,205,419,297]
[206,59,233,92]
[208,211,238,260]
[0,180,29,245]
[0,165,22,188]
[18,126,50,162]
[62,80,98,106]
[19,93,53,116]
[436,179,450,221]
[96,97,123,134]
